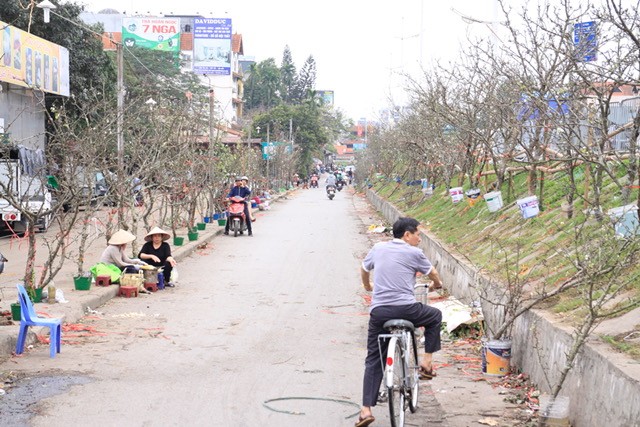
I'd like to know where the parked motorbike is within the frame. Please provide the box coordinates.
[227,196,248,237]
[326,185,336,200]
[336,181,344,192]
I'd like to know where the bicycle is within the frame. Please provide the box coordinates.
[376,282,435,426]
[378,318,420,427]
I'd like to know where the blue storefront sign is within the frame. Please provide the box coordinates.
[574,21,597,62]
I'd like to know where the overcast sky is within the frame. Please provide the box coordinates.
[75,0,502,120]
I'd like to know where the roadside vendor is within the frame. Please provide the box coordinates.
[138,226,177,287]
[100,229,146,273]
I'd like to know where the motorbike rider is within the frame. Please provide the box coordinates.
[326,171,337,189]
[310,173,319,188]
[224,176,253,236]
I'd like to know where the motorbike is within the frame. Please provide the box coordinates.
[326,185,336,200]
[227,196,248,237]
[336,181,344,192]
[310,176,319,188]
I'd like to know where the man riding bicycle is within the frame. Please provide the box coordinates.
[356,217,443,427]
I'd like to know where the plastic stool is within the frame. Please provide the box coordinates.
[96,276,111,287]
[144,282,158,292]
[119,286,138,298]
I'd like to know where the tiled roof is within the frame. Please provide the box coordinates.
[232,33,243,54]
[102,32,121,50]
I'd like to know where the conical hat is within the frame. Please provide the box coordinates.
[144,226,171,242]
[108,229,136,245]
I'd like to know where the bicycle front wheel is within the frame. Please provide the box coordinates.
[386,336,406,427]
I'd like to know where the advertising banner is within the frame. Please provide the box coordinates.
[122,18,180,52]
[193,18,232,75]
[260,141,292,160]
[317,90,334,106]
[0,21,70,96]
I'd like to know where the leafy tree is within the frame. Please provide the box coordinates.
[244,58,282,110]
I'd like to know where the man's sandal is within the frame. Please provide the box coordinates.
[354,415,375,427]
[419,367,436,380]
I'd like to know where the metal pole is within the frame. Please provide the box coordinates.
[116,43,124,173]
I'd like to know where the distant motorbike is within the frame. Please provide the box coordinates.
[326,185,336,200]
[227,196,248,237]
[336,181,344,192]
[310,176,319,188]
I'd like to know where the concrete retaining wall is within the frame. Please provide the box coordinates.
[366,188,640,427]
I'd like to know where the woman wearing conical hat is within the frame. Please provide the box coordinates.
[138,227,177,287]
[99,229,146,273]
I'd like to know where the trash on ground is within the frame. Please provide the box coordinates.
[367,224,388,233]
[431,296,484,334]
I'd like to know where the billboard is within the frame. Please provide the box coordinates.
[122,18,180,52]
[317,90,334,106]
[261,141,292,159]
[0,21,70,96]
[193,18,232,75]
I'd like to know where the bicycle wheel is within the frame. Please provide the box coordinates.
[386,336,406,427]
[407,332,419,413]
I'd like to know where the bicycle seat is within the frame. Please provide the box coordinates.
[383,319,415,332]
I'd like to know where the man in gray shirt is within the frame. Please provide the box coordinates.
[355,217,443,427]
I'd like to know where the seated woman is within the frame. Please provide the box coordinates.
[100,229,148,292]
[138,227,177,287]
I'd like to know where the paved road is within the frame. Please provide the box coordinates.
[1,187,450,426]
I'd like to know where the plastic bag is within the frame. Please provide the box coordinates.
[170,267,178,284]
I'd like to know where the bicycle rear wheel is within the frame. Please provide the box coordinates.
[407,332,419,413]
[386,336,406,427]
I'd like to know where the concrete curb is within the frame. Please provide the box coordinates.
[0,190,294,361]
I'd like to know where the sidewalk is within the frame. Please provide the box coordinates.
[0,190,293,361]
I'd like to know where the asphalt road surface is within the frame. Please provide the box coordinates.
[1,187,452,426]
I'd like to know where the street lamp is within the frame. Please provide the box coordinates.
[36,0,56,24]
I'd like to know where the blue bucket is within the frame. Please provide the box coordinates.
[213,213,220,220]
[204,217,210,223]
[251,202,257,208]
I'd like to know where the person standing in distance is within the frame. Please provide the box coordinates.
[355,217,444,427]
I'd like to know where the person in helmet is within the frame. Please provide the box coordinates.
[224,176,253,236]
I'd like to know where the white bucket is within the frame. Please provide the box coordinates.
[481,339,511,376]
[484,191,503,213]
[449,187,464,203]
[517,195,539,219]
[607,204,639,237]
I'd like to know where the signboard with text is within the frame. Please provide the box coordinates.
[574,21,597,62]
[193,18,232,75]
[121,18,180,52]
[0,21,70,96]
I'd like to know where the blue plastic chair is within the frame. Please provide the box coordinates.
[15,284,62,358]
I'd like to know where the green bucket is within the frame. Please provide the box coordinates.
[217,219,227,226]
[74,276,91,291]
[197,222,206,231]
[188,231,199,241]
[173,236,184,246]
[31,287,43,303]
[11,303,21,321]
